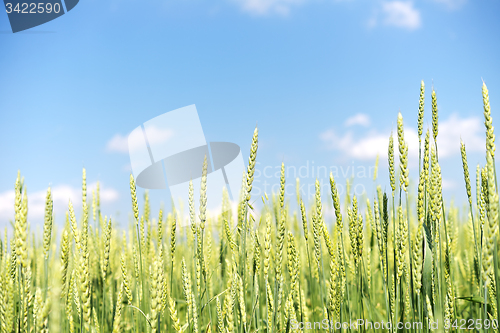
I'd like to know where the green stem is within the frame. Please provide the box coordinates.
[380,248,391,327]
[406,192,416,333]
[340,232,351,333]
[392,191,396,332]
[135,222,145,330]
[265,275,270,333]
[102,278,106,333]
[319,239,333,333]
[305,241,315,324]
[240,205,248,333]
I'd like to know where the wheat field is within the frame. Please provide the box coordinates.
[0,81,498,333]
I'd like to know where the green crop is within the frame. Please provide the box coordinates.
[0,81,498,333]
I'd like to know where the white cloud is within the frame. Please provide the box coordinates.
[107,126,174,154]
[370,1,421,30]
[320,128,419,160]
[382,1,421,30]
[442,179,457,190]
[0,182,119,224]
[320,114,484,161]
[0,190,15,224]
[106,134,129,153]
[345,114,370,127]
[437,113,485,157]
[145,126,175,148]
[432,0,466,10]
[232,0,305,15]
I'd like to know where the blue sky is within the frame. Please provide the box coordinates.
[1,0,499,228]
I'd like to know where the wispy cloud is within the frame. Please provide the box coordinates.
[442,178,457,190]
[231,0,305,16]
[320,114,484,161]
[107,126,174,154]
[369,1,421,30]
[345,114,370,127]
[0,183,119,225]
[437,113,484,157]
[106,134,129,153]
[320,128,419,160]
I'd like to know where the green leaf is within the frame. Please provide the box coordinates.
[456,296,495,315]
[125,305,153,328]
[423,216,433,252]
[456,295,490,305]
[493,237,500,326]
[201,288,229,313]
